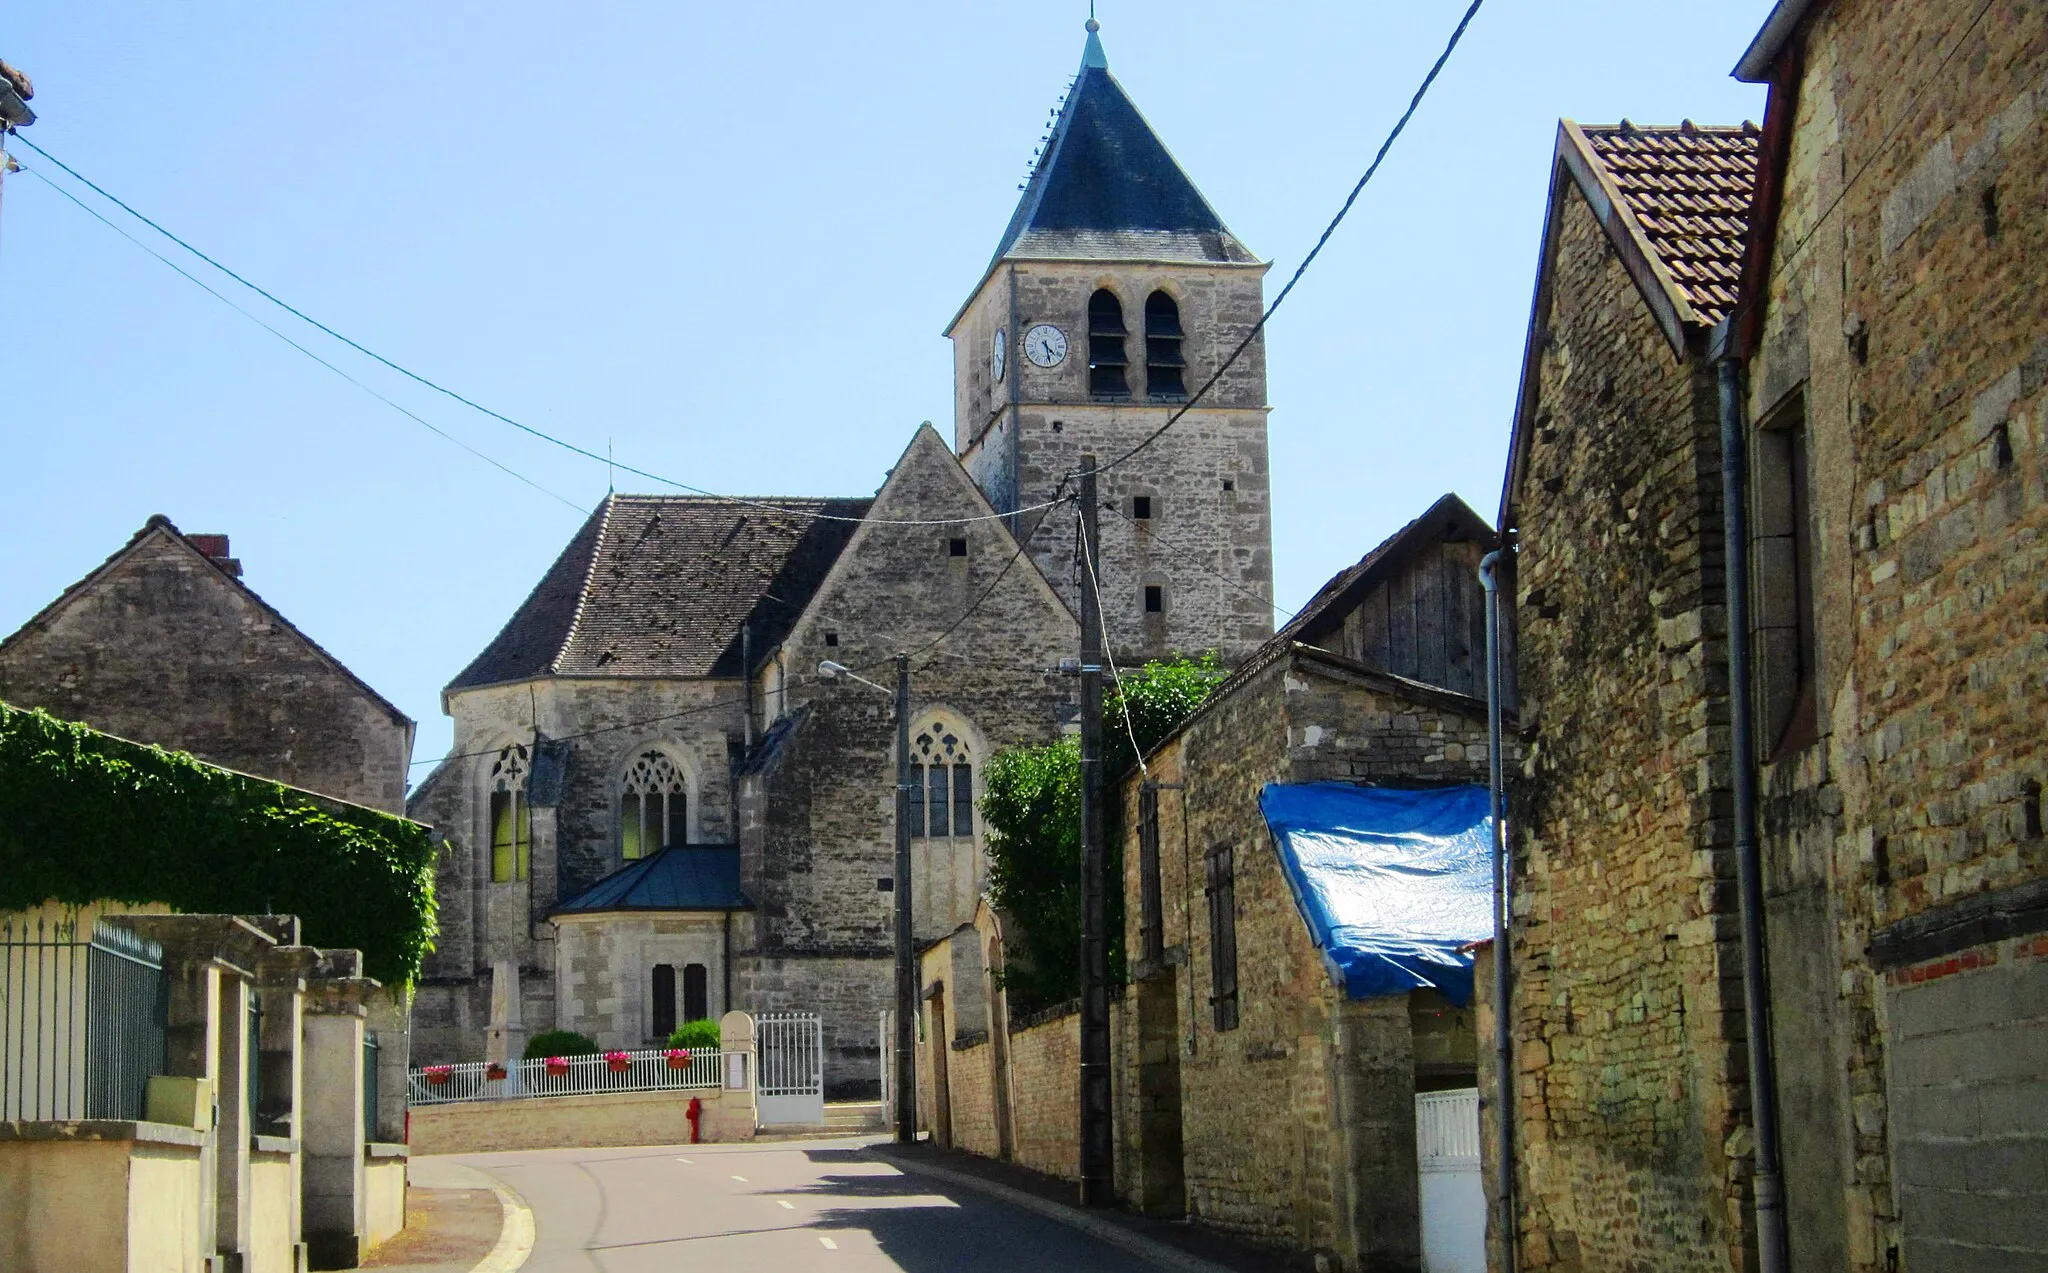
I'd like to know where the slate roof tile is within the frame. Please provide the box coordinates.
[450,494,870,691]
[551,845,751,915]
[1577,122,1760,325]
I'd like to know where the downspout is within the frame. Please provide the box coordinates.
[1712,319,1788,1273]
[1477,549,1516,1273]
[722,910,733,1016]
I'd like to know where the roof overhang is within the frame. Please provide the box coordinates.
[1734,0,1819,83]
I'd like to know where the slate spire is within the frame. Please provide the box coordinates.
[986,18,1253,268]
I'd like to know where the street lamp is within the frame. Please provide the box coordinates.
[819,655,916,1145]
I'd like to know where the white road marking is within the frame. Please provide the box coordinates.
[777,1200,795,1209]
[819,1236,838,1250]
[676,1157,693,1164]
[731,1174,747,1182]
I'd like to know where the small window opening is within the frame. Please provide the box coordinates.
[824,631,839,647]
[1051,420,1064,433]
[1132,495,1153,520]
[1981,185,2001,240]
[1088,289,1130,398]
[682,964,709,1022]
[878,877,895,892]
[1206,845,1239,1032]
[1222,479,1235,492]
[948,538,968,557]
[1144,291,1186,398]
[1144,585,1164,614]
[651,964,677,1040]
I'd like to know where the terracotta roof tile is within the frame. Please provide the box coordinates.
[1578,122,1759,325]
[449,494,870,691]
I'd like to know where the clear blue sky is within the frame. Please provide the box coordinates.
[1,2,1770,778]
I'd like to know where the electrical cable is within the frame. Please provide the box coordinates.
[1082,0,1486,482]
[12,133,1069,530]
[16,164,590,515]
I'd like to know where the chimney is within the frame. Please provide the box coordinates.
[188,534,243,579]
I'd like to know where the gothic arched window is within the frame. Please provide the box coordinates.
[488,744,531,883]
[620,750,687,861]
[907,721,975,840]
[1144,291,1186,399]
[1088,289,1130,398]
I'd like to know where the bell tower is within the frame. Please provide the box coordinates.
[947,19,1274,665]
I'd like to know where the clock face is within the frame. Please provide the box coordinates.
[1024,323,1068,368]
[991,327,1007,383]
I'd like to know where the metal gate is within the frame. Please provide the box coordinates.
[1416,1088,1485,1273]
[756,1011,824,1126]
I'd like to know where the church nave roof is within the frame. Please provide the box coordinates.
[449,493,870,692]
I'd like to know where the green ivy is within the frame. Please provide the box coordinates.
[0,703,437,987]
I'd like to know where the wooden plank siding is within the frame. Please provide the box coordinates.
[1307,539,1489,701]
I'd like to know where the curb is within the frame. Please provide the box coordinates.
[870,1149,1234,1273]
[467,1179,535,1273]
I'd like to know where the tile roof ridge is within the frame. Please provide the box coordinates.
[552,494,616,677]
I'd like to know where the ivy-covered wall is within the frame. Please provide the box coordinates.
[0,703,436,986]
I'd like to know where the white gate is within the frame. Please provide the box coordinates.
[1416,1088,1485,1273]
[756,1011,825,1126]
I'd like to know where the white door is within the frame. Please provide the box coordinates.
[1416,1088,1486,1273]
[756,1011,825,1126]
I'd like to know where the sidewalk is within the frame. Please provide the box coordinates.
[868,1141,1313,1273]
[362,1160,528,1273]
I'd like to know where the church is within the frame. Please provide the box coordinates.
[406,21,1276,1093]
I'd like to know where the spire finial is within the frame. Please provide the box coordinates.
[1082,9,1107,68]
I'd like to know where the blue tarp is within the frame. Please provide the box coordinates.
[1257,782,1493,1006]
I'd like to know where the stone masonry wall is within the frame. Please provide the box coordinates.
[953,260,1274,665]
[1505,181,1750,1273]
[1742,4,2048,1267]
[1006,1007,1082,1181]
[0,527,412,814]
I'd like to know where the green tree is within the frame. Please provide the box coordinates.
[981,653,1225,1011]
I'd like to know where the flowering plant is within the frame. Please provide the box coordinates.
[423,1064,453,1086]
[484,1062,507,1082]
[544,1056,570,1077]
[604,1050,631,1073]
[665,1048,693,1070]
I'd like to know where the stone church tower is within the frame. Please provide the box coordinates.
[949,20,1275,664]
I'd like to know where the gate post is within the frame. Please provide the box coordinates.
[720,1011,757,1130]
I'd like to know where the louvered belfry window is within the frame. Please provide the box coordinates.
[488,744,531,883]
[620,751,687,861]
[1144,291,1186,398]
[909,721,975,840]
[1089,289,1130,398]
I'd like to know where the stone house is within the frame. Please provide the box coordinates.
[1494,1,2048,1268]
[1108,498,1497,1270]
[1492,117,1763,1273]
[408,21,1280,1095]
[0,515,415,814]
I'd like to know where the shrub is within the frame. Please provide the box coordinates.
[522,1029,600,1060]
[667,1018,722,1050]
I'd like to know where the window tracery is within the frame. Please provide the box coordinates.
[906,720,975,839]
[488,744,530,883]
[619,749,688,861]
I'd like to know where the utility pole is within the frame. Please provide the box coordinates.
[1077,456,1112,1205]
[893,651,916,1145]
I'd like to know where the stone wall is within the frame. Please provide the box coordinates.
[406,1085,758,1154]
[1006,1006,1083,1181]
[946,1036,1000,1159]
[0,523,412,814]
[554,912,731,1051]
[1738,4,2048,1266]
[1501,172,1749,1273]
[952,259,1275,664]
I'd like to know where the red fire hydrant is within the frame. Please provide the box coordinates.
[687,1096,703,1144]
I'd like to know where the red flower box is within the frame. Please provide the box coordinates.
[604,1050,631,1074]
[485,1062,507,1082]
[665,1048,693,1071]
[423,1065,453,1086]
[544,1056,570,1077]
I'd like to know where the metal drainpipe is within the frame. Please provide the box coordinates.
[1478,549,1516,1273]
[1713,333,1789,1273]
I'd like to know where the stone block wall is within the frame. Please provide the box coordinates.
[1502,175,1750,1273]
[947,1037,1000,1160]
[1005,1005,1084,1182]
[1737,2,2048,1267]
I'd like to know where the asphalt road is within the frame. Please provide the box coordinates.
[442,1137,1166,1272]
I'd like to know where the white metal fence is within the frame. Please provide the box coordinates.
[756,1011,824,1126]
[408,1047,732,1106]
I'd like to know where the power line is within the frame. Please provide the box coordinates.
[11,132,1069,530]
[16,163,590,515]
[1086,0,1486,481]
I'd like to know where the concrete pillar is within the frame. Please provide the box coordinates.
[118,914,280,1273]
[302,951,377,1270]
[1329,994,1423,1272]
[366,986,412,1145]
[257,938,317,1271]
